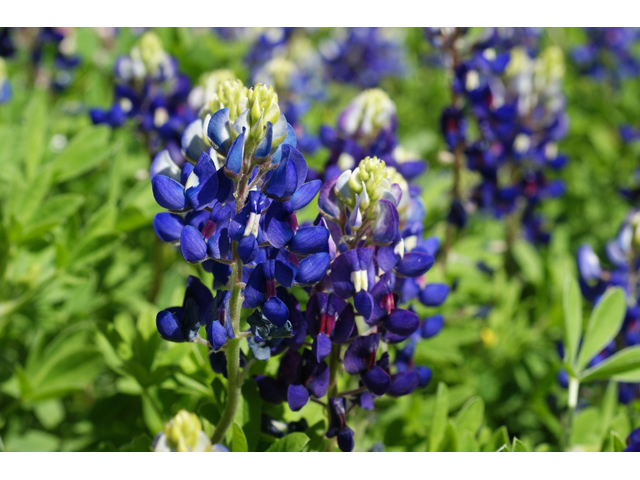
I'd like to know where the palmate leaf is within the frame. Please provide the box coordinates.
[575,287,626,373]
[429,382,449,452]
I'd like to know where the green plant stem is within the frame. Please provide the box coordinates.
[564,377,580,451]
[210,243,244,445]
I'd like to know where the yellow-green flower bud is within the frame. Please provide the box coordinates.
[161,410,211,452]
[209,79,249,122]
[132,32,166,77]
[260,56,297,92]
[340,89,396,138]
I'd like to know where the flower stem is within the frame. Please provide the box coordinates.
[210,243,245,445]
[563,377,580,451]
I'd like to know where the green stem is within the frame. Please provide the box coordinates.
[564,377,579,451]
[210,243,244,445]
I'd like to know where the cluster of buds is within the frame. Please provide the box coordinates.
[149,80,447,451]
[573,210,640,403]
[431,28,567,243]
[90,31,194,159]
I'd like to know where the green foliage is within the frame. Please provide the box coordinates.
[1,27,640,453]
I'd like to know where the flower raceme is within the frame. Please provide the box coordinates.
[150,82,448,452]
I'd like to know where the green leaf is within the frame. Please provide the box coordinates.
[69,233,122,269]
[563,275,582,367]
[485,426,509,452]
[599,381,617,443]
[512,437,527,452]
[266,432,310,452]
[51,126,111,183]
[33,399,65,430]
[576,287,626,373]
[569,407,601,450]
[455,396,484,435]
[20,193,85,241]
[241,379,261,452]
[22,92,48,180]
[232,422,248,452]
[429,382,449,452]
[610,431,626,452]
[457,430,479,452]
[511,240,544,286]
[581,346,640,382]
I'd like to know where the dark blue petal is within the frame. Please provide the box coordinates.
[290,180,321,211]
[383,309,420,336]
[388,371,420,397]
[312,333,332,362]
[254,121,273,159]
[224,128,245,177]
[421,314,444,338]
[287,384,309,411]
[207,320,228,350]
[362,366,391,396]
[419,284,450,307]
[318,175,341,218]
[415,366,432,387]
[152,175,189,211]
[288,226,329,255]
[156,307,186,342]
[153,213,184,243]
[337,428,354,453]
[395,252,435,277]
[238,234,259,263]
[263,297,289,328]
[180,225,208,263]
[296,253,331,285]
[354,290,373,320]
[185,152,219,210]
[207,108,232,154]
[307,361,329,398]
[372,200,399,245]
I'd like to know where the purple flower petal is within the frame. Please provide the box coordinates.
[395,252,435,277]
[287,384,309,411]
[185,152,219,210]
[372,200,399,245]
[288,226,329,255]
[421,314,444,338]
[290,180,322,211]
[388,371,420,397]
[312,333,332,362]
[296,253,331,285]
[343,333,379,375]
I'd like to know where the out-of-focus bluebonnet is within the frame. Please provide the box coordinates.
[250,30,324,155]
[320,28,405,88]
[430,27,568,243]
[573,210,640,403]
[90,31,195,159]
[319,88,426,183]
[625,425,640,452]
[572,28,640,85]
[0,58,11,103]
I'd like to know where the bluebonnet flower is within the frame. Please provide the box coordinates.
[572,28,640,85]
[573,211,640,403]
[90,32,195,159]
[151,80,446,452]
[320,28,405,88]
[431,27,568,244]
[28,27,81,91]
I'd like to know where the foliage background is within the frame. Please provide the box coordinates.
[1,27,639,452]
